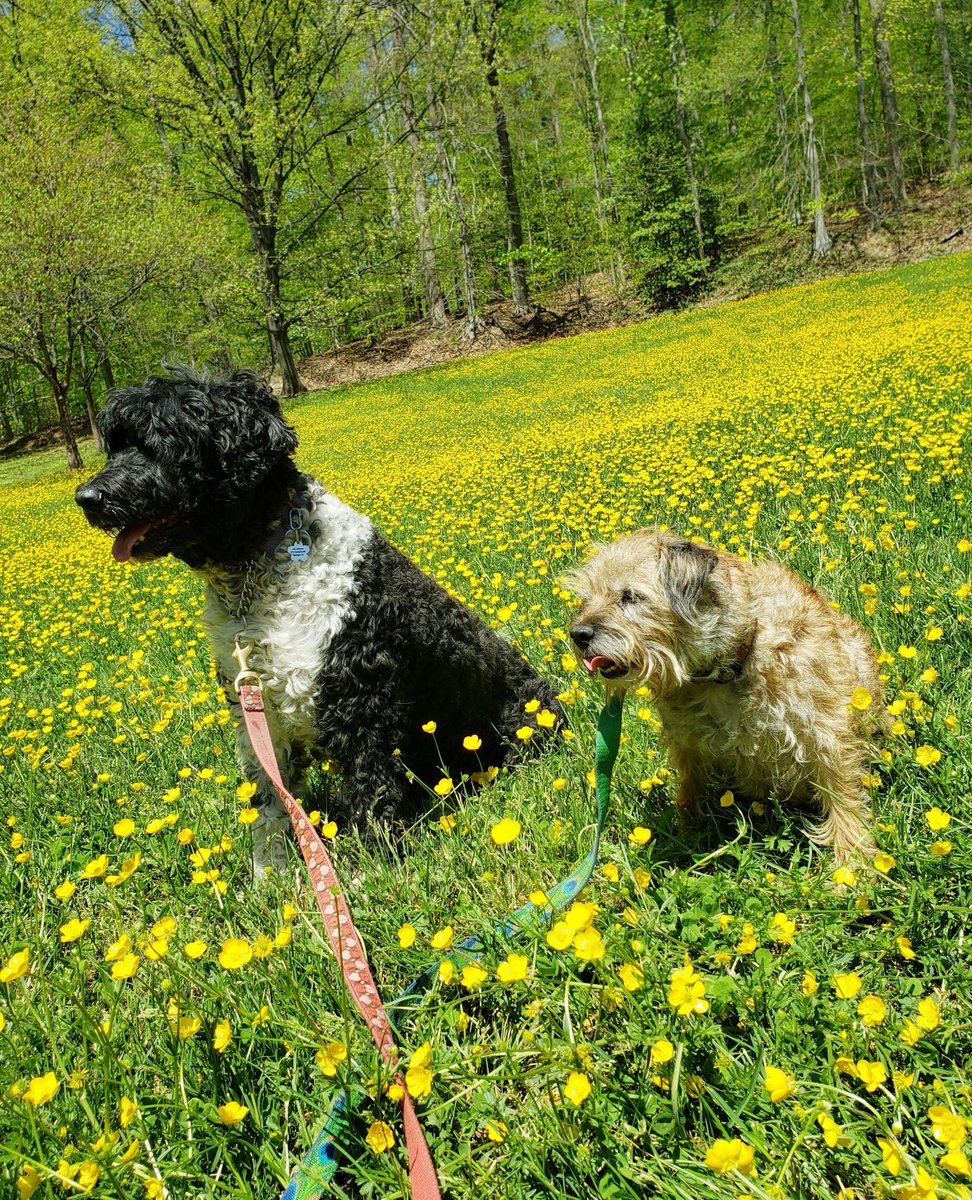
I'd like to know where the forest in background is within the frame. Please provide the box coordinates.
[0,0,969,469]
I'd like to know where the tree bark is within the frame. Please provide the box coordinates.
[790,0,832,255]
[665,0,707,267]
[0,365,13,439]
[474,1,530,313]
[246,212,304,397]
[868,0,907,210]
[391,15,447,327]
[36,326,83,470]
[574,0,616,224]
[429,97,485,339]
[266,309,303,399]
[934,0,960,173]
[851,0,882,224]
[79,334,104,453]
[765,0,800,224]
[53,379,83,471]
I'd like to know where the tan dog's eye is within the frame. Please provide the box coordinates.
[620,589,639,606]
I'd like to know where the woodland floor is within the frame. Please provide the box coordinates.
[2,180,968,463]
[280,179,971,393]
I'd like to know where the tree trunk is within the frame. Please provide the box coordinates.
[868,0,907,210]
[267,309,303,398]
[36,326,83,470]
[0,365,13,439]
[391,15,448,327]
[429,97,485,339]
[765,0,800,224]
[851,0,882,224]
[53,378,83,471]
[574,0,616,224]
[474,2,530,314]
[934,0,960,173]
[790,0,832,255]
[665,0,707,267]
[249,225,304,397]
[79,334,104,453]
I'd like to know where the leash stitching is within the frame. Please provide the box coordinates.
[237,670,441,1200]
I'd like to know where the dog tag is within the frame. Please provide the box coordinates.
[289,540,310,562]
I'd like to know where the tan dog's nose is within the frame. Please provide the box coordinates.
[571,623,595,650]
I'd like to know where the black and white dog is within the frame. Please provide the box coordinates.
[76,367,562,872]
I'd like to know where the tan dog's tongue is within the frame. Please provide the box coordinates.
[584,655,613,675]
[112,523,154,563]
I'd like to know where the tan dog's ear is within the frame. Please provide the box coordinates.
[660,537,718,621]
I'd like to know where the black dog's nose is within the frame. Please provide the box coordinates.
[571,624,595,650]
[75,482,104,511]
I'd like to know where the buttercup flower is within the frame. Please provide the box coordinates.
[315,1041,347,1075]
[833,972,863,999]
[857,994,887,1027]
[366,1121,395,1153]
[651,1039,675,1064]
[405,1042,433,1098]
[22,1072,60,1106]
[916,997,941,1030]
[764,1065,796,1102]
[563,1072,591,1106]
[217,1101,248,1125]
[496,953,529,983]
[218,938,252,970]
[668,955,708,1016]
[430,926,453,950]
[856,1059,887,1092]
[461,963,488,990]
[59,918,89,944]
[618,962,644,992]
[491,818,520,845]
[704,1138,755,1176]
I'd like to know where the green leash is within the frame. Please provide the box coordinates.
[281,695,624,1199]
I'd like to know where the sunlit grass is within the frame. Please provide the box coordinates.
[1,253,971,1198]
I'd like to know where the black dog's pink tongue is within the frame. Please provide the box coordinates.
[112,523,153,563]
[584,655,613,675]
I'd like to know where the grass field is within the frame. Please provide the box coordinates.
[1,253,971,1200]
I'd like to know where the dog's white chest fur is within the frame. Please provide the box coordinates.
[202,483,372,747]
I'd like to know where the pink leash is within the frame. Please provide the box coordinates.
[235,670,441,1199]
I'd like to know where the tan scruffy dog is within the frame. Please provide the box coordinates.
[568,528,884,863]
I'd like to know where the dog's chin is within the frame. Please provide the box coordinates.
[583,648,685,697]
[583,654,630,681]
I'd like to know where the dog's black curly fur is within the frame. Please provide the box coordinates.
[76,365,562,834]
[315,535,557,826]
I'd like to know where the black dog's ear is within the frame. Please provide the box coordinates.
[261,408,299,459]
[225,371,298,457]
[226,370,278,412]
[660,537,718,621]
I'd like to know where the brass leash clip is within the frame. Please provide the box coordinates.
[232,638,262,693]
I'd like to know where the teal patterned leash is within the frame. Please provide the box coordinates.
[281,695,624,1200]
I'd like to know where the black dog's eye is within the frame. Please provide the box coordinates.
[619,589,639,606]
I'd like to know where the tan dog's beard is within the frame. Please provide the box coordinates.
[578,618,687,696]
